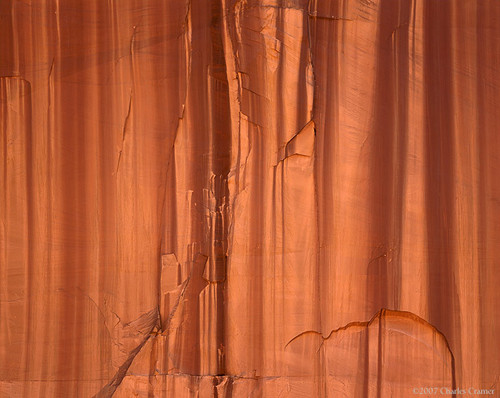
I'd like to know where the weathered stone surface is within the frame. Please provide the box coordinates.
[1,0,499,396]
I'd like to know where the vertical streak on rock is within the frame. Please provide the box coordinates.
[368,0,396,314]
[219,0,246,379]
[200,0,231,375]
[46,5,60,394]
[158,0,231,376]
[476,2,500,388]
[221,0,317,377]
[474,2,487,386]
[309,0,340,332]
[0,2,14,76]
[0,77,32,385]
[111,0,188,384]
[9,2,19,76]
[422,0,460,385]
[366,0,412,315]
[399,0,430,318]
[449,1,481,387]
[391,0,410,310]
[313,0,391,328]
[18,3,60,395]
[54,1,90,392]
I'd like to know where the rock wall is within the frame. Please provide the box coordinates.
[1,0,499,396]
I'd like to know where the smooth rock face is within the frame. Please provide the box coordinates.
[1,0,499,397]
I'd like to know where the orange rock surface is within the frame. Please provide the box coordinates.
[1,0,499,396]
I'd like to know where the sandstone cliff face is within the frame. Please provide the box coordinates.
[1,0,499,397]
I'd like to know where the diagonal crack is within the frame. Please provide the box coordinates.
[93,324,156,398]
[114,91,132,175]
[159,276,190,332]
[94,276,191,397]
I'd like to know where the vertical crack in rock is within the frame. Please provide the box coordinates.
[129,25,137,57]
[114,91,132,175]
[47,58,55,113]
[306,0,317,96]
[117,21,140,177]
[307,0,323,339]
[197,0,233,376]
[157,0,193,311]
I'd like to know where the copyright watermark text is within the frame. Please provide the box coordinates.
[412,387,495,395]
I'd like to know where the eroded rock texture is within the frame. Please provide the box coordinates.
[1,0,499,397]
